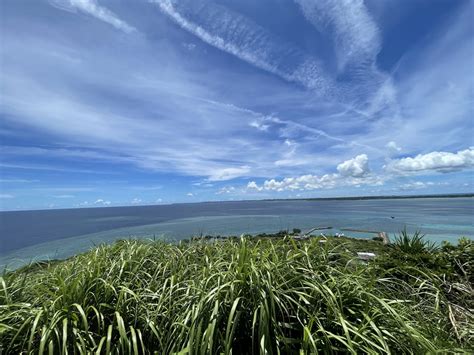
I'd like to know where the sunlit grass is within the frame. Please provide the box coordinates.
[0,235,472,353]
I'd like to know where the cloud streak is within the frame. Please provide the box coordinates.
[49,0,136,33]
[153,0,333,94]
[294,0,381,72]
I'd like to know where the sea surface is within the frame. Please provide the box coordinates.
[1,197,473,269]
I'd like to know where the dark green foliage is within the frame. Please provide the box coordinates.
[394,228,439,254]
[0,235,472,353]
[441,237,474,283]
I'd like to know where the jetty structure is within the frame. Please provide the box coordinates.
[294,226,390,244]
[340,228,391,244]
[293,226,390,260]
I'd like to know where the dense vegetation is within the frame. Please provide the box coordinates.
[1,232,472,354]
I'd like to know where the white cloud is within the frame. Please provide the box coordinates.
[186,192,194,197]
[294,0,396,114]
[216,186,235,195]
[94,198,111,205]
[337,154,370,177]
[130,198,142,204]
[388,148,474,173]
[0,179,38,183]
[249,121,269,131]
[153,0,332,93]
[248,172,384,193]
[53,194,75,198]
[398,181,434,190]
[50,0,136,33]
[386,141,402,152]
[246,154,385,192]
[262,174,339,191]
[207,166,251,181]
[294,0,381,72]
[247,181,263,191]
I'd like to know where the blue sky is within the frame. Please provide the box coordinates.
[1,0,473,210]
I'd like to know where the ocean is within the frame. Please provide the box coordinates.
[1,197,473,269]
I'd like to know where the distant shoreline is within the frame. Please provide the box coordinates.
[261,193,474,202]
[1,193,473,213]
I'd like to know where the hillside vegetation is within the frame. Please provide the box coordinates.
[1,233,473,353]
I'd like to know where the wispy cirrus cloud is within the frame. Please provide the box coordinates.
[294,0,381,72]
[49,0,136,33]
[294,0,396,113]
[0,179,39,183]
[153,0,333,94]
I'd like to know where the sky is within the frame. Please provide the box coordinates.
[0,0,473,211]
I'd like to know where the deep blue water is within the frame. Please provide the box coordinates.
[0,197,473,269]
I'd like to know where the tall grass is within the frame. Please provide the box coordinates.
[0,236,472,353]
[393,228,438,254]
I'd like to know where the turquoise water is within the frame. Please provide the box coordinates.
[1,198,473,269]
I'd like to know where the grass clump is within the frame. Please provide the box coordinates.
[393,228,439,254]
[0,234,473,353]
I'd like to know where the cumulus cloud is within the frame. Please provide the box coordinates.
[247,181,263,191]
[130,198,142,204]
[49,0,136,33]
[94,198,111,205]
[337,154,370,177]
[0,194,14,199]
[398,181,434,190]
[247,154,383,192]
[216,186,235,194]
[247,172,384,192]
[186,192,194,197]
[261,174,340,191]
[388,148,474,173]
